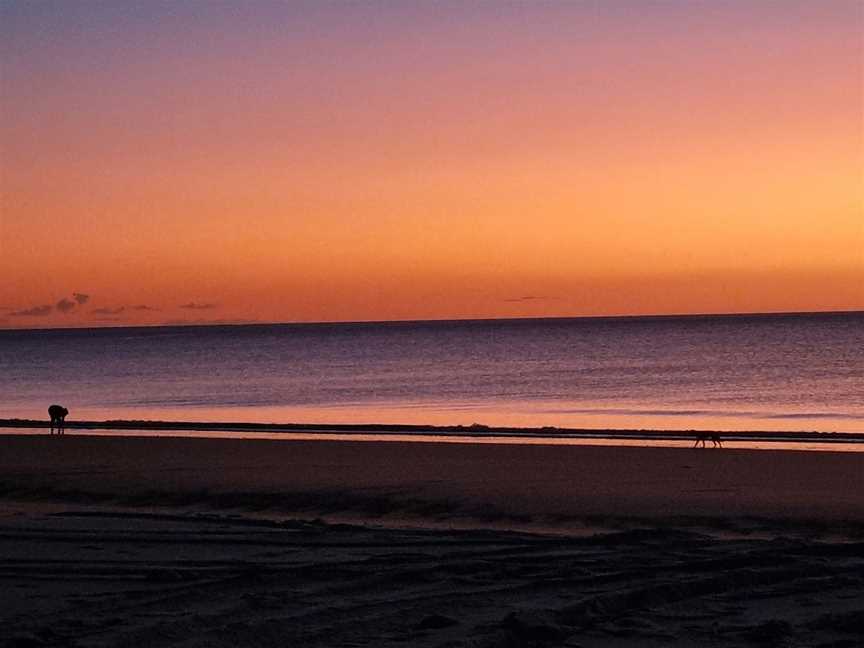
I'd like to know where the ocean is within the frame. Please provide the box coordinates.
[0,312,861,433]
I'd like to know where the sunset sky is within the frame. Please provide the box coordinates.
[1,1,862,328]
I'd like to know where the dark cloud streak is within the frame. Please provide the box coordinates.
[56,298,76,313]
[503,295,550,303]
[11,305,53,317]
[180,302,218,310]
[163,318,258,326]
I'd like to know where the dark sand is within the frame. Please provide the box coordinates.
[1,435,862,647]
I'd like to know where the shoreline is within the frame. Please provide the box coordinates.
[3,418,863,444]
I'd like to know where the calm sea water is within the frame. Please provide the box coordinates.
[0,313,862,432]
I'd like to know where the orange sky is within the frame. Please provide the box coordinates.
[1,2,862,328]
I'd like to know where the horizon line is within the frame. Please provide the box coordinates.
[1,308,862,334]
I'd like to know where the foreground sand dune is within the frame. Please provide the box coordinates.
[1,435,862,647]
[0,510,862,648]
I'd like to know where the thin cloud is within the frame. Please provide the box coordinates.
[73,292,90,305]
[503,295,549,303]
[163,318,258,326]
[56,298,76,313]
[180,302,218,310]
[91,306,125,315]
[11,305,53,317]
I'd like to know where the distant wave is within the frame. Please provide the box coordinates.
[766,412,864,420]
[543,408,864,421]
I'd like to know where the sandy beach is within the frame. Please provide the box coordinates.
[1,434,862,647]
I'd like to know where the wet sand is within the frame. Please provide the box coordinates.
[1,434,862,647]
[1,435,862,525]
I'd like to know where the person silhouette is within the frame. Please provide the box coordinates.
[48,405,68,435]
